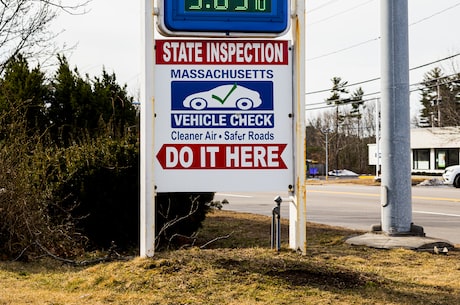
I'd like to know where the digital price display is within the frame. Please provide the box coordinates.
[185,0,271,13]
[158,0,290,36]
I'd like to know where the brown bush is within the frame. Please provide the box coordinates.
[0,114,86,260]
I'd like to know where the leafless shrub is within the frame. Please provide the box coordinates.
[0,110,86,260]
[155,193,214,250]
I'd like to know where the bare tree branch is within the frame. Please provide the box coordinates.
[200,232,234,249]
[39,0,91,15]
[34,240,132,266]
[155,195,202,250]
[0,0,89,74]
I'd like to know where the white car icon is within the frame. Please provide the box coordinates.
[183,84,262,110]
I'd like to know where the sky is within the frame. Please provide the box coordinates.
[306,0,460,120]
[53,0,460,119]
[54,1,142,97]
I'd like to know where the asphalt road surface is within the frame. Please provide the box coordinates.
[214,183,460,244]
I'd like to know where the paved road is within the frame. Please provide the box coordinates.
[214,184,460,244]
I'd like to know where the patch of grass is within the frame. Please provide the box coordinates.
[1,210,459,304]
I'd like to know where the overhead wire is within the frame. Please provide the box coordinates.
[305,1,460,112]
[306,1,460,62]
[307,52,460,96]
[307,37,380,62]
[307,0,341,14]
[306,73,460,111]
[307,0,376,26]
[409,2,460,26]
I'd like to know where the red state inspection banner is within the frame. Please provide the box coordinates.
[155,40,289,65]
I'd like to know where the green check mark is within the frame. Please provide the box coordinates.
[212,83,238,105]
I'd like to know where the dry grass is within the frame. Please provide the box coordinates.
[1,210,459,305]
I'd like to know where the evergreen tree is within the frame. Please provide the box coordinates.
[419,67,460,127]
[349,87,365,137]
[0,54,49,132]
[444,72,460,126]
[326,76,349,131]
[0,54,213,257]
[47,56,80,142]
[92,69,137,138]
[325,77,349,170]
[48,56,137,143]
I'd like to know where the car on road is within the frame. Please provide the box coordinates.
[442,165,460,188]
[328,169,359,177]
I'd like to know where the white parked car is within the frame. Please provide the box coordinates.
[328,169,359,177]
[442,165,460,188]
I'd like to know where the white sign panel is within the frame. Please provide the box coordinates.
[368,143,381,166]
[154,39,293,192]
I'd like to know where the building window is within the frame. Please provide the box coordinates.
[435,148,459,169]
[413,149,430,170]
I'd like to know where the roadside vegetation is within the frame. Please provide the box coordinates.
[0,210,459,304]
[0,55,213,260]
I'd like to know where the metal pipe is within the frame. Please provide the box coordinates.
[276,205,281,251]
[271,208,276,249]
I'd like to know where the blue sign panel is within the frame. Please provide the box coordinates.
[159,0,290,35]
[170,81,274,129]
[171,81,273,110]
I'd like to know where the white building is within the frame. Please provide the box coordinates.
[368,127,460,175]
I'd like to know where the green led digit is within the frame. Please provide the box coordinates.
[214,0,228,10]
[188,0,202,10]
[256,0,267,11]
[235,0,248,11]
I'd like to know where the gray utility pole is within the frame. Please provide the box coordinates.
[346,2,452,251]
[379,0,421,235]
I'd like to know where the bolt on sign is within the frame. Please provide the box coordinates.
[154,39,293,192]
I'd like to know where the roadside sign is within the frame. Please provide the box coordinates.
[157,0,290,37]
[142,1,307,257]
[154,39,293,192]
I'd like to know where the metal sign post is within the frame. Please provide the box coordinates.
[289,0,307,255]
[140,0,156,257]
